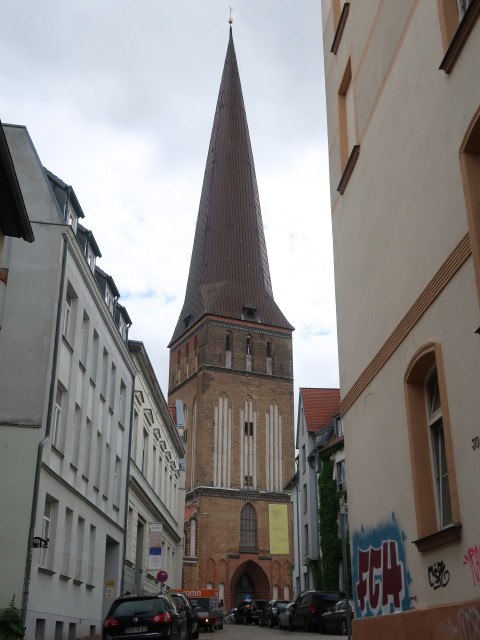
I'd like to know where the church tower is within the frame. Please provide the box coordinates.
[168,25,295,609]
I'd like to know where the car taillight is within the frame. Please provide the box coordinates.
[309,605,316,614]
[103,619,119,628]
[153,613,172,624]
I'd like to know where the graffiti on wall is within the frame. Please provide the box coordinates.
[439,606,480,640]
[472,437,480,451]
[463,546,480,587]
[428,561,450,590]
[352,512,411,618]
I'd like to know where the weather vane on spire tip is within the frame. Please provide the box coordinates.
[228,5,233,24]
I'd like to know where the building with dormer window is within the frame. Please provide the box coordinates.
[0,124,135,639]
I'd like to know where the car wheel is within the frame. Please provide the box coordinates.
[243,615,248,625]
[341,619,347,635]
[288,618,294,632]
[192,627,199,640]
[304,619,310,633]
[268,617,274,629]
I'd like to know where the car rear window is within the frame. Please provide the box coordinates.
[276,602,288,610]
[171,595,185,607]
[110,599,167,617]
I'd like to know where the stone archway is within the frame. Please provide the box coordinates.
[230,560,270,606]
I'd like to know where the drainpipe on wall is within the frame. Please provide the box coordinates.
[120,380,136,596]
[21,234,69,627]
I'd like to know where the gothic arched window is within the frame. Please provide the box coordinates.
[245,335,252,372]
[225,332,233,369]
[240,503,257,549]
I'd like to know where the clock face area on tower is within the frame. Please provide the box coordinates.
[168,26,294,609]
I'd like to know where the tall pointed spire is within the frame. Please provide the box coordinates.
[170,27,293,345]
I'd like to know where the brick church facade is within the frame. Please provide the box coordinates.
[167,25,295,610]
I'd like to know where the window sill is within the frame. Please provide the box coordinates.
[59,574,71,581]
[413,523,462,551]
[38,567,55,576]
[62,335,74,353]
[51,445,64,459]
[239,546,258,554]
[337,145,360,194]
[440,0,480,73]
[73,579,84,586]
[86,583,95,590]
[331,3,350,54]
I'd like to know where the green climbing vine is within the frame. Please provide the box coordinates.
[318,456,342,591]
[0,595,25,640]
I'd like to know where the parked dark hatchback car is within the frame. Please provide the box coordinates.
[170,592,200,639]
[289,590,345,631]
[259,600,290,628]
[234,599,266,625]
[102,594,188,640]
[321,599,354,635]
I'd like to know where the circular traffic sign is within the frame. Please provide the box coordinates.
[156,570,168,583]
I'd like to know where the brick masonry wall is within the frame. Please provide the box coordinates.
[168,316,294,608]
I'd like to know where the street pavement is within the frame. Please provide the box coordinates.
[202,621,351,640]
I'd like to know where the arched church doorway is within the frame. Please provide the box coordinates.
[230,560,270,606]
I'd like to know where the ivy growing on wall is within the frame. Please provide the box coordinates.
[318,456,342,590]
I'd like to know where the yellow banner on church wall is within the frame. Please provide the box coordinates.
[269,504,289,554]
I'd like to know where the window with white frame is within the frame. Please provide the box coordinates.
[105,287,114,314]
[336,459,346,492]
[62,508,73,575]
[426,368,452,528]
[52,385,65,451]
[334,417,344,438]
[66,205,77,232]
[40,497,54,568]
[63,293,72,337]
[87,249,96,272]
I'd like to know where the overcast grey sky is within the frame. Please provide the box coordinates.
[1,0,339,405]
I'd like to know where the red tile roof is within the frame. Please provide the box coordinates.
[300,388,340,432]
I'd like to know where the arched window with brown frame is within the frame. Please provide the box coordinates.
[404,342,461,551]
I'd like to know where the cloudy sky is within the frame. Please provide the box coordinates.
[1,0,339,407]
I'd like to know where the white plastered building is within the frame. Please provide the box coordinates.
[125,341,186,595]
[0,123,135,640]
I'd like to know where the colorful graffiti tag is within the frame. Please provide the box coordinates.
[463,546,480,587]
[352,512,411,618]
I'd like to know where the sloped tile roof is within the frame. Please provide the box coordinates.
[300,387,340,432]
